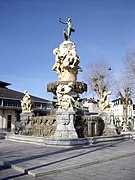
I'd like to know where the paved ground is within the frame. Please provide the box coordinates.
[0,137,135,180]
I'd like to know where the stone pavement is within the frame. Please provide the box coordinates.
[0,138,135,180]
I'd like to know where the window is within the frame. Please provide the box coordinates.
[2,99,21,107]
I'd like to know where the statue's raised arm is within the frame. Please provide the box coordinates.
[59,18,75,41]
[59,18,68,25]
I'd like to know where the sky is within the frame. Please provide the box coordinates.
[0,0,135,100]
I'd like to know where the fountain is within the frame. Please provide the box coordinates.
[47,18,88,145]
[7,18,124,147]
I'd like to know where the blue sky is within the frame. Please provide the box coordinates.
[0,0,135,100]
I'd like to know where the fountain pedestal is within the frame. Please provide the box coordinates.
[20,112,35,134]
[99,112,117,136]
[54,110,78,138]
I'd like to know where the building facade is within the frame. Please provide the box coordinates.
[82,98,99,115]
[112,98,134,126]
[0,81,52,131]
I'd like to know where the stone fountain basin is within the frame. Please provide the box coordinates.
[47,81,87,95]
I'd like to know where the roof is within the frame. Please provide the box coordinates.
[112,98,122,102]
[112,97,132,103]
[86,98,98,104]
[0,87,50,103]
[0,80,50,103]
[0,81,11,88]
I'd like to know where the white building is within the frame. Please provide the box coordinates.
[82,98,99,114]
[112,98,134,126]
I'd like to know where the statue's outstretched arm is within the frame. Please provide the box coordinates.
[59,18,67,25]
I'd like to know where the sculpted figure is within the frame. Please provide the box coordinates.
[99,90,112,112]
[59,18,75,40]
[21,90,33,112]
[62,45,79,69]
[56,84,63,107]
[56,82,75,111]
[69,45,79,69]
[52,41,82,81]
[52,48,62,75]
[52,18,82,81]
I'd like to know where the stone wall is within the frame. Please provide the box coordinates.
[19,114,104,138]
[20,115,56,137]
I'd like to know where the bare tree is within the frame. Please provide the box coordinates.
[124,49,135,97]
[114,49,135,131]
[84,59,114,99]
[120,87,131,131]
[115,75,132,131]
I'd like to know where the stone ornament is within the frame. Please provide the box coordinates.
[47,81,87,95]
[20,116,56,137]
[52,41,82,81]
[99,90,113,112]
[21,90,33,112]
[56,82,75,111]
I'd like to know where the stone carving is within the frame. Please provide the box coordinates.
[52,41,82,81]
[21,90,33,112]
[47,81,87,95]
[19,116,56,137]
[59,18,75,41]
[54,111,78,138]
[99,112,117,136]
[56,82,75,111]
[99,90,112,112]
